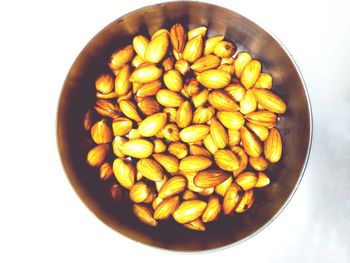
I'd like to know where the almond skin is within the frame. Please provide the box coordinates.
[208,90,239,111]
[244,111,277,128]
[87,144,109,167]
[251,88,287,114]
[176,101,193,128]
[217,111,245,130]
[235,189,255,213]
[145,32,169,63]
[91,120,113,144]
[210,118,229,149]
[182,35,203,63]
[191,55,221,72]
[240,59,261,89]
[129,182,151,203]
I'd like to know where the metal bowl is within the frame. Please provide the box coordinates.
[57,1,312,252]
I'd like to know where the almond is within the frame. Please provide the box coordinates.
[136,158,164,182]
[113,158,135,189]
[179,156,212,173]
[86,144,109,167]
[197,69,231,89]
[235,172,258,190]
[154,196,180,220]
[153,153,179,174]
[179,125,210,143]
[158,175,187,198]
[173,200,207,224]
[194,169,230,188]
[119,139,154,158]
[202,196,222,222]
[240,126,262,157]
[214,149,240,171]
[264,127,282,163]
[138,112,167,137]
[223,183,243,215]
[132,204,157,227]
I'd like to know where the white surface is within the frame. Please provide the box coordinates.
[0,0,349,262]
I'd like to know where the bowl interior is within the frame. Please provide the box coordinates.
[57,1,311,251]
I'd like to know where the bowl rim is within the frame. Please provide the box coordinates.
[56,0,313,253]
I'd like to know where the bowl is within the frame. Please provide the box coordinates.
[57,1,312,252]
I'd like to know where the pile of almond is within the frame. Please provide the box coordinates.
[84,23,286,231]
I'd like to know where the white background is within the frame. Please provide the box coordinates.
[1,0,350,262]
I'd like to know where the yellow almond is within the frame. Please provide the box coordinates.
[215,176,233,196]
[182,35,203,63]
[235,189,255,213]
[173,200,207,224]
[153,153,179,174]
[246,122,270,141]
[138,112,167,137]
[175,59,191,75]
[240,59,261,89]
[231,146,249,177]
[194,169,230,188]
[154,196,180,220]
[188,26,207,39]
[94,99,120,119]
[137,158,164,182]
[128,128,142,140]
[114,64,131,96]
[145,32,169,63]
[112,158,135,189]
[153,139,167,153]
[228,129,241,146]
[213,41,237,58]
[197,69,231,89]
[210,117,229,149]
[204,35,224,55]
[234,52,252,78]
[189,145,212,158]
[170,23,186,53]
[191,55,221,72]
[183,78,201,97]
[179,156,212,173]
[119,139,154,158]
[129,181,151,203]
[99,162,113,181]
[137,97,161,116]
[176,101,193,128]
[254,72,273,89]
[112,136,127,158]
[95,74,114,94]
[119,100,142,122]
[163,69,183,92]
[191,89,209,108]
[129,64,163,83]
[235,172,258,190]
[112,117,133,136]
[244,111,277,128]
[163,107,177,123]
[217,111,245,130]
[203,134,218,155]
[249,156,269,171]
[255,172,270,188]
[132,204,157,227]
[87,144,109,167]
[158,175,187,198]
[162,123,180,142]
[132,35,149,59]
[251,88,287,114]
[136,80,162,97]
[192,106,215,124]
[239,89,257,114]
[109,45,134,71]
[202,195,222,223]
[179,125,210,143]
[91,120,113,144]
[225,83,246,102]
[214,149,240,171]
[182,190,198,200]
[168,142,188,159]
[264,127,282,163]
[240,126,262,157]
[223,183,243,215]
[156,89,184,107]
[183,218,206,231]
[208,90,239,111]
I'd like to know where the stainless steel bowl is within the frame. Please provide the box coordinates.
[57,1,312,252]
